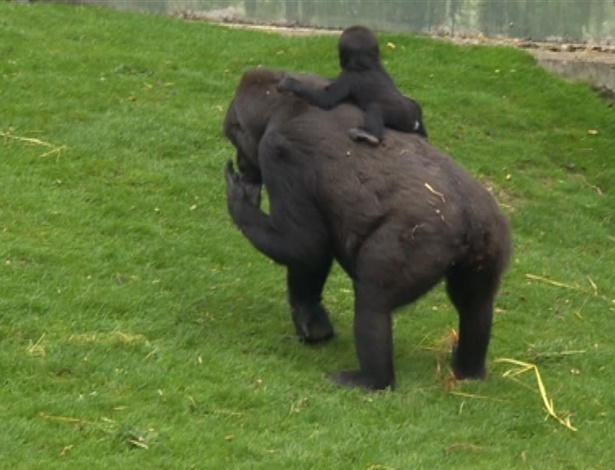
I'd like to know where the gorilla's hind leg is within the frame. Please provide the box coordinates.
[331,286,395,390]
[446,261,504,380]
[287,259,335,343]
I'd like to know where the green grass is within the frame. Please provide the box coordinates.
[1,3,614,468]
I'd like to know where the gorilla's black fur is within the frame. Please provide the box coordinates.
[224,68,511,390]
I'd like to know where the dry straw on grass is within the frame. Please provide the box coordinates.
[494,357,577,431]
[424,329,578,431]
[1,130,67,159]
[526,273,606,300]
[26,333,47,357]
[39,412,92,426]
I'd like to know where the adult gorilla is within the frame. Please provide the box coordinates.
[223,68,511,390]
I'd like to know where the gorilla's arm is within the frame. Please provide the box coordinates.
[224,160,280,246]
[278,74,351,110]
[225,133,331,270]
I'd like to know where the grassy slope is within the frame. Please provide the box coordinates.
[1,3,614,468]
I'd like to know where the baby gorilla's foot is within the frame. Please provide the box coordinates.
[348,127,380,146]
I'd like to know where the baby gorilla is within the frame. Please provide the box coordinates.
[278,25,427,145]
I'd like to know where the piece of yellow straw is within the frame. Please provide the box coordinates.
[494,357,577,431]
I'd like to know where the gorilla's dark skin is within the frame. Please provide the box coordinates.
[278,25,427,145]
[224,69,511,390]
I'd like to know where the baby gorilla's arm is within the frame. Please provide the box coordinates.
[278,75,350,110]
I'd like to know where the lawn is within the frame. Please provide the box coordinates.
[1,3,614,468]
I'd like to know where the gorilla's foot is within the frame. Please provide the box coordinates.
[451,345,487,380]
[348,127,380,146]
[293,304,334,343]
[330,370,394,391]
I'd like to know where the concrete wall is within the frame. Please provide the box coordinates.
[75,0,615,44]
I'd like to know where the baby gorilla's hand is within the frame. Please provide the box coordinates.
[277,75,299,93]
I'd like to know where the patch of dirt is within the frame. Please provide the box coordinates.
[481,178,523,213]
[440,35,615,99]
[437,34,615,64]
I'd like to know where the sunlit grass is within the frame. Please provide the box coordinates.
[1,3,614,468]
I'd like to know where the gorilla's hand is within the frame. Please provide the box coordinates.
[241,176,262,208]
[224,160,262,225]
[277,75,299,93]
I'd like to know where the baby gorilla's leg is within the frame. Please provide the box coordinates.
[348,127,380,146]
[349,102,384,146]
